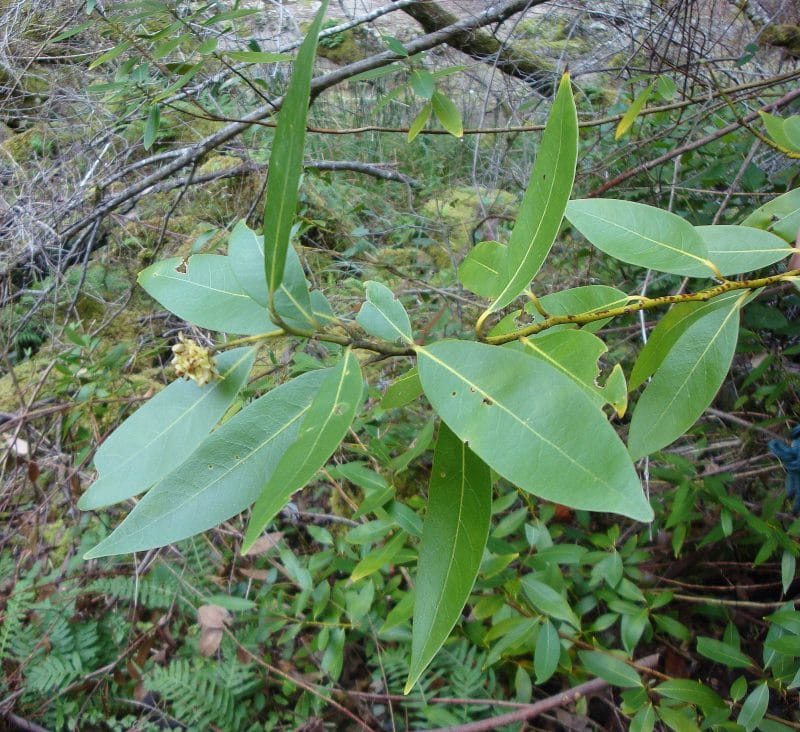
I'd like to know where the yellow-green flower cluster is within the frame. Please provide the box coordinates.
[171,333,217,387]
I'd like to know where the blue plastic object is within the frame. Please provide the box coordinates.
[768,425,800,514]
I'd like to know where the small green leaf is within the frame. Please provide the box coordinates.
[760,111,795,151]
[356,281,413,343]
[405,423,492,693]
[697,225,793,275]
[737,682,769,732]
[205,594,257,611]
[630,703,656,732]
[578,651,642,688]
[696,636,754,668]
[263,0,329,296]
[80,348,255,509]
[409,69,435,99]
[225,51,292,63]
[628,292,745,459]
[781,550,796,595]
[458,241,508,298]
[416,341,651,521]
[138,255,276,335]
[143,105,160,150]
[84,369,329,558]
[380,367,423,410]
[765,635,800,656]
[534,618,560,683]
[784,115,800,151]
[615,85,652,139]
[741,187,800,244]
[407,102,431,142]
[655,679,727,713]
[89,40,132,69]
[241,350,363,553]
[382,35,409,56]
[491,73,578,311]
[351,531,407,582]
[521,576,580,627]
[527,284,628,333]
[431,91,463,138]
[566,199,714,277]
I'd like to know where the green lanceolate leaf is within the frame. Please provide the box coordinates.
[534,618,560,683]
[356,281,414,343]
[416,340,652,521]
[351,531,407,582]
[241,350,363,553]
[138,255,276,335]
[629,291,744,391]
[491,73,578,311]
[615,84,652,140]
[521,576,580,627]
[654,679,727,712]
[578,651,642,688]
[84,369,329,558]
[405,423,492,693]
[760,111,795,152]
[458,241,508,299]
[566,199,715,277]
[407,102,431,143]
[737,682,769,732]
[81,348,256,510]
[431,91,463,137]
[741,187,800,244]
[143,104,160,150]
[628,292,746,460]
[519,330,628,416]
[263,0,328,296]
[227,220,315,328]
[697,225,794,275]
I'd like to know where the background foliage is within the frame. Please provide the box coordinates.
[1,0,800,729]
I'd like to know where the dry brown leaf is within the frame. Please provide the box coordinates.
[239,568,270,581]
[242,531,284,556]
[198,627,223,657]
[197,604,232,630]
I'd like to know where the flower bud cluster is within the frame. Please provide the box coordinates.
[171,333,217,387]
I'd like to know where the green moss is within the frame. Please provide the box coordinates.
[0,125,53,162]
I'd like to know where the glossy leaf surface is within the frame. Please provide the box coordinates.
[138,255,275,335]
[697,225,793,275]
[578,651,642,688]
[527,284,628,333]
[431,91,463,137]
[628,292,745,460]
[406,423,491,692]
[85,369,328,558]
[263,0,328,294]
[741,187,800,244]
[416,340,651,520]
[356,281,413,343]
[566,199,714,277]
[241,350,363,552]
[492,73,578,311]
[81,348,255,509]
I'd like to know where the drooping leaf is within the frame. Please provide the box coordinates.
[615,84,652,140]
[351,531,407,582]
[241,349,363,552]
[138,255,276,335]
[431,91,463,138]
[741,188,800,244]
[654,679,727,713]
[409,69,435,99]
[416,341,652,520]
[566,199,714,277]
[491,73,578,311]
[143,105,160,150]
[458,241,508,299]
[696,636,754,669]
[578,651,642,688]
[380,367,423,410]
[521,576,580,627]
[227,220,315,328]
[629,291,744,391]
[737,682,769,732]
[356,281,413,343]
[534,618,561,683]
[628,292,745,460]
[84,369,329,558]
[519,330,628,416]
[407,102,431,143]
[405,423,492,693]
[263,0,328,295]
[81,347,256,509]
[697,225,793,275]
